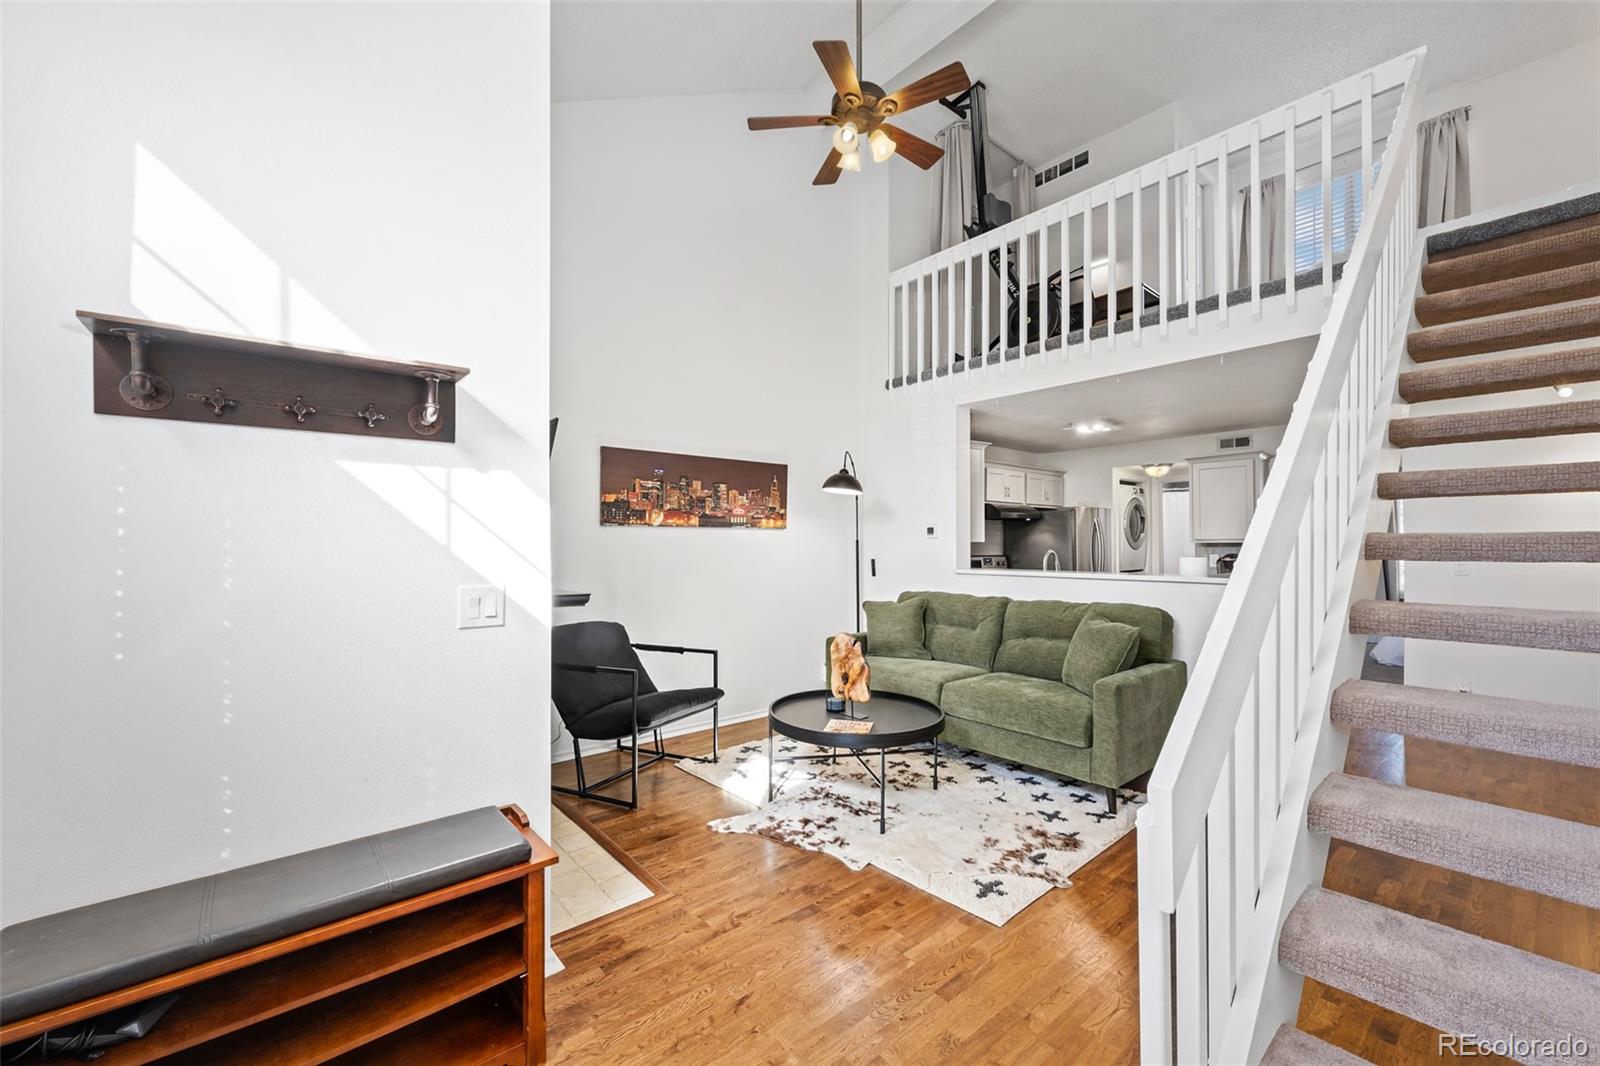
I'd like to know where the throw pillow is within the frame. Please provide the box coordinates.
[1062,614,1141,694]
[863,597,932,660]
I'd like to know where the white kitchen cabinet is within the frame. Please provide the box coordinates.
[1188,454,1266,543]
[1025,472,1063,508]
[985,467,1026,503]
[970,442,990,534]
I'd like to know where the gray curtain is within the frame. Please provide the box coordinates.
[1012,161,1037,218]
[1235,175,1286,288]
[1417,107,1471,227]
[934,120,977,251]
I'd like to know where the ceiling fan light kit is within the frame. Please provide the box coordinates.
[744,0,969,186]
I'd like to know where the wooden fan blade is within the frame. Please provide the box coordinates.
[747,115,832,131]
[880,123,944,170]
[814,40,861,100]
[881,61,970,115]
[814,148,844,186]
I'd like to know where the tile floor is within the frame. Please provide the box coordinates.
[549,804,653,933]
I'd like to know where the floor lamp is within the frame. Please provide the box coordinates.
[822,452,864,631]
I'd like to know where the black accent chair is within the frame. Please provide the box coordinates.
[551,621,722,810]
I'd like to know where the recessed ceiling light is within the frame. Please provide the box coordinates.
[1555,384,1575,398]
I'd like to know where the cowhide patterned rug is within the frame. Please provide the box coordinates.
[677,738,1143,925]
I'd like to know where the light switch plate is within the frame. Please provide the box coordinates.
[458,585,505,629]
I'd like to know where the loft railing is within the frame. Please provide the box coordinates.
[1134,49,1427,1065]
[884,52,1418,389]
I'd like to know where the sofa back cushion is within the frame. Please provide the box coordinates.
[1088,602,1175,663]
[898,591,1009,670]
[863,598,932,659]
[993,600,1090,681]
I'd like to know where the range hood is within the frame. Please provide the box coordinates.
[985,502,1042,521]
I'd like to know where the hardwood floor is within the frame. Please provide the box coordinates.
[546,720,1142,1065]
[1297,727,1600,1064]
[546,716,1599,1064]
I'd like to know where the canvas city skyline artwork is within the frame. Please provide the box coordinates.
[599,447,788,529]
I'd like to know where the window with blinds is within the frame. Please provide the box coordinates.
[1293,163,1382,274]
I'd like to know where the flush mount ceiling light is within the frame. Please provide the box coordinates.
[1069,420,1118,436]
[1142,463,1173,478]
[744,0,969,186]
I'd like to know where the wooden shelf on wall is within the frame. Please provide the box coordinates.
[78,310,470,442]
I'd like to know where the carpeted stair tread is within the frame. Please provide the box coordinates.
[1261,1025,1370,1066]
[1377,462,1600,499]
[1397,345,1600,402]
[1308,773,1600,907]
[1347,600,1600,652]
[1389,400,1600,447]
[1363,530,1600,562]
[1331,679,1600,768]
[1423,214,1600,294]
[1415,260,1600,327]
[1278,887,1600,1066]
[1407,297,1600,362]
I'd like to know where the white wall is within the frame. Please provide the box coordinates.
[0,2,552,922]
[549,91,864,744]
[1425,35,1600,216]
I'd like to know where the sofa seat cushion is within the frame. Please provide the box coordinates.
[865,656,985,706]
[574,687,724,739]
[940,672,1094,748]
[0,808,531,1021]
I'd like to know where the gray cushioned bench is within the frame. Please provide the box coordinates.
[0,806,532,1022]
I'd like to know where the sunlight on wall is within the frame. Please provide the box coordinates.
[127,143,549,628]
[339,460,551,627]
[130,144,362,351]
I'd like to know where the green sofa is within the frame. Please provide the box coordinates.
[825,591,1187,811]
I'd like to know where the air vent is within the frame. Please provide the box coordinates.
[1036,148,1090,187]
[1218,435,1254,450]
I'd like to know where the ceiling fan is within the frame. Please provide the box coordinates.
[745,2,970,185]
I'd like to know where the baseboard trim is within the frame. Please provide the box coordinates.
[549,706,768,765]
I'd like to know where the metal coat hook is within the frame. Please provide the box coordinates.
[189,388,237,416]
[284,396,316,423]
[110,328,173,411]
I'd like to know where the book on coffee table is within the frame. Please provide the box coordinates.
[823,719,873,735]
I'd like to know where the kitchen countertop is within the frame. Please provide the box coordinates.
[956,568,1229,585]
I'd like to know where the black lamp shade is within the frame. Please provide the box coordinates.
[821,468,863,495]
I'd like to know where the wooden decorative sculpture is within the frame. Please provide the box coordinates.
[828,633,871,703]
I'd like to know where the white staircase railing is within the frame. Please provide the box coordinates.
[885,53,1417,389]
[1135,49,1428,1065]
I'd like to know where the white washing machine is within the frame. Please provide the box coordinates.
[1116,480,1149,573]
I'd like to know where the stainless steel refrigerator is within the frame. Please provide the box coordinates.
[1074,507,1113,572]
[1000,506,1113,572]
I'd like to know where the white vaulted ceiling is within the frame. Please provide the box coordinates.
[552,0,908,101]
[554,0,1599,164]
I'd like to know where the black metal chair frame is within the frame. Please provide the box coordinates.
[552,643,719,810]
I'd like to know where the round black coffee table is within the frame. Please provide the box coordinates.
[766,689,945,833]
